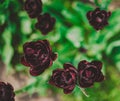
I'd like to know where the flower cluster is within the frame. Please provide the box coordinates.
[0,1,112,100]
[20,1,111,96]
[49,60,104,94]
[21,40,57,76]
[0,82,15,101]
[24,0,56,35]
[86,8,111,30]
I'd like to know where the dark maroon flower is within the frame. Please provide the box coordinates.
[49,63,77,94]
[21,40,57,76]
[24,0,42,18]
[0,82,15,101]
[86,8,111,30]
[78,60,104,88]
[35,13,56,35]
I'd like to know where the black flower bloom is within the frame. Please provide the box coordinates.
[35,13,56,35]
[78,60,104,88]
[21,40,57,76]
[0,82,15,101]
[24,0,42,18]
[49,63,77,94]
[86,8,111,30]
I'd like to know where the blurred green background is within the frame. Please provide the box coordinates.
[0,0,120,101]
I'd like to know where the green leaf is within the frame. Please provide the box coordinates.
[94,0,112,9]
[106,41,120,55]
[21,19,32,34]
[103,9,120,41]
[1,28,14,67]
[116,62,120,71]
[72,2,93,24]
[61,8,81,25]
[0,14,5,25]
[66,27,84,48]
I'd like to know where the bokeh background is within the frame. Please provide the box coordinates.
[0,0,120,101]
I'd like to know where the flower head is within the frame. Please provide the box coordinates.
[0,82,15,101]
[21,40,57,76]
[86,8,111,30]
[78,60,104,88]
[35,13,56,35]
[49,63,77,94]
[24,0,42,18]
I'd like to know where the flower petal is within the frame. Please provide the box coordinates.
[91,61,102,70]
[78,60,88,70]
[21,56,30,67]
[63,89,73,94]
[86,11,93,20]
[95,73,104,82]
[79,78,94,88]
[29,67,44,76]
[51,52,58,61]
[63,63,74,69]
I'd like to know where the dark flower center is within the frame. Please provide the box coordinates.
[40,20,50,29]
[66,72,72,81]
[83,66,97,80]
[29,1,36,8]
[25,50,48,67]
[96,16,102,23]
[55,75,64,86]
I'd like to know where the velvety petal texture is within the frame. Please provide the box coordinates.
[49,63,77,94]
[21,40,57,76]
[0,82,15,101]
[24,0,42,18]
[86,8,111,30]
[78,60,104,88]
[35,13,56,35]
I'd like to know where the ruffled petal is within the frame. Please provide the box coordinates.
[21,56,30,67]
[86,11,93,20]
[95,73,104,82]
[78,60,88,71]
[63,89,73,94]
[51,52,58,61]
[91,61,102,70]
[29,67,44,76]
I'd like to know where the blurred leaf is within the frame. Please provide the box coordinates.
[94,0,100,7]
[103,9,120,41]
[73,53,88,67]
[116,62,120,71]
[21,19,32,34]
[87,43,103,60]
[94,0,112,9]
[106,41,120,55]
[0,0,9,10]
[66,27,84,48]
[72,2,93,24]
[1,28,14,67]
[61,8,81,25]
[16,64,27,72]
[0,14,5,25]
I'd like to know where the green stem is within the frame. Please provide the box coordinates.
[78,86,89,97]
[15,82,36,95]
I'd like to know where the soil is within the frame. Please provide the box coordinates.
[0,61,60,101]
